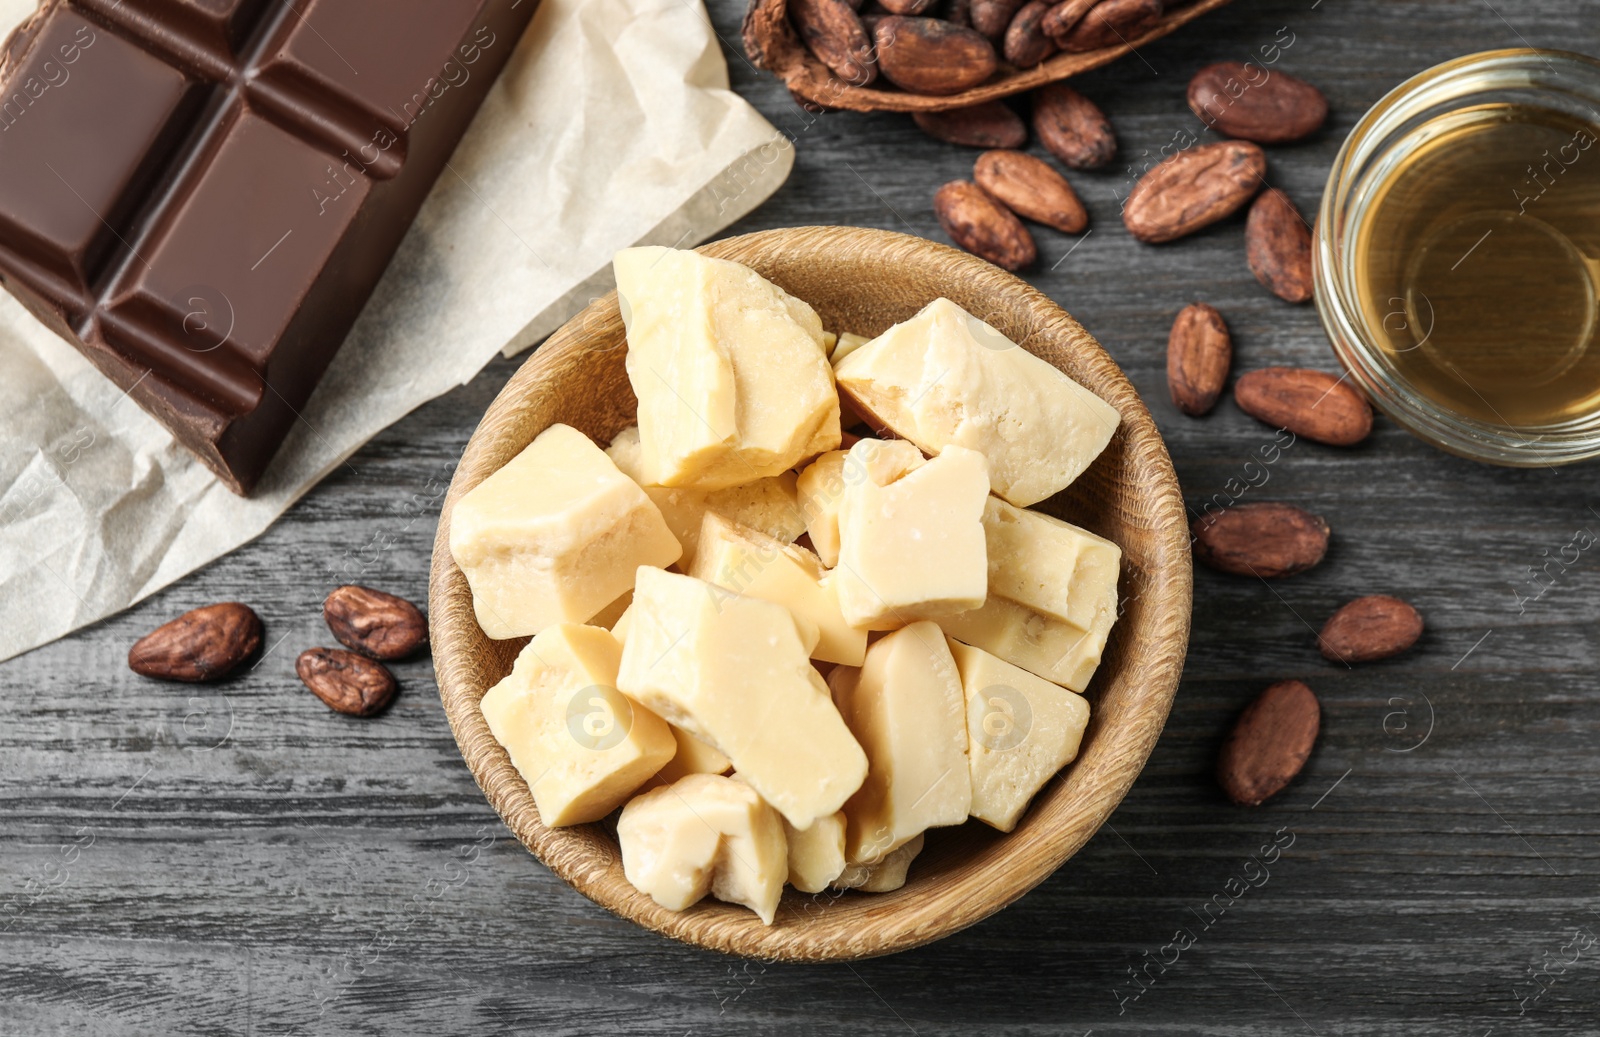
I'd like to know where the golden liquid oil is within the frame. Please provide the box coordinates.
[1354,103,1600,428]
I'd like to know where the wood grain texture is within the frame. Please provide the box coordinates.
[745,0,1234,111]
[429,226,1191,961]
[5,0,1600,1032]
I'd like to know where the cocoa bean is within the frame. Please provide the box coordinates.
[1233,367,1373,446]
[1188,61,1328,144]
[297,647,397,717]
[1319,595,1424,664]
[1217,680,1321,806]
[1192,502,1329,578]
[1002,0,1057,68]
[323,585,428,661]
[875,16,997,95]
[913,101,1027,148]
[1245,188,1314,304]
[1058,0,1160,52]
[790,0,878,87]
[933,180,1037,270]
[1166,302,1231,416]
[1032,83,1115,169]
[973,149,1087,233]
[1122,140,1265,243]
[128,603,262,683]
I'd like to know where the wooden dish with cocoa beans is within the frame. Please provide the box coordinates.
[429,226,1193,961]
[744,0,1233,113]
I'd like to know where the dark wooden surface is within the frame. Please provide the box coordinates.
[5,2,1600,1033]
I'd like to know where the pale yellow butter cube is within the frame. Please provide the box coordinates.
[783,810,847,893]
[832,833,923,892]
[793,438,901,568]
[607,426,804,567]
[590,590,633,630]
[948,639,1091,832]
[940,593,1115,693]
[655,724,733,784]
[614,246,840,491]
[833,440,989,629]
[830,622,971,861]
[983,496,1121,630]
[830,331,872,365]
[690,512,867,666]
[834,297,1120,506]
[616,567,866,829]
[611,603,634,645]
[449,423,680,639]
[479,624,675,827]
[796,449,850,568]
[617,773,787,924]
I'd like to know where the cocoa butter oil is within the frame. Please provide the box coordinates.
[1352,102,1600,429]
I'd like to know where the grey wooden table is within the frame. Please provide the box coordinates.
[5,1,1600,1034]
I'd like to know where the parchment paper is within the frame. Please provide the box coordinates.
[0,0,793,663]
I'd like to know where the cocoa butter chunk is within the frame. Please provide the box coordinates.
[948,638,1090,831]
[615,566,867,831]
[1188,61,1328,144]
[448,423,682,639]
[834,297,1120,506]
[479,623,674,826]
[830,623,973,857]
[618,774,787,924]
[612,246,841,490]
[1217,680,1321,806]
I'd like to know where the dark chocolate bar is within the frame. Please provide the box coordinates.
[0,0,537,493]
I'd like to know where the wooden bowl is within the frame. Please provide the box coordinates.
[743,0,1234,114]
[429,226,1192,961]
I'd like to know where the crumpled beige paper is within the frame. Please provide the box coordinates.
[0,0,792,663]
